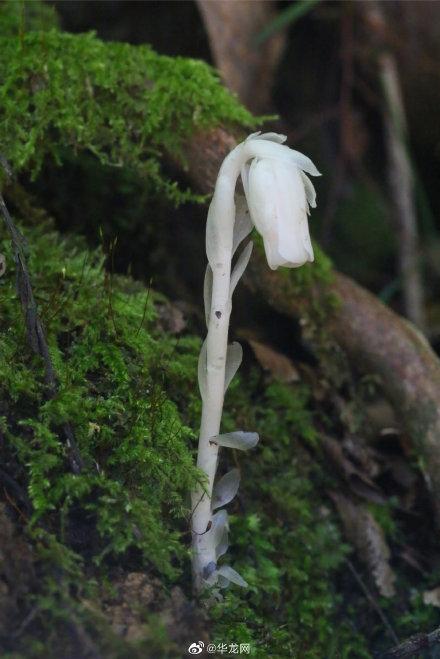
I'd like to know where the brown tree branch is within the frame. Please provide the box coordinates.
[364,2,426,332]
[196,0,286,113]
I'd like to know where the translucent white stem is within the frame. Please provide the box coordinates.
[190,132,319,592]
[191,144,247,593]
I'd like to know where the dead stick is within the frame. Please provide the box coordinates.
[363,2,425,332]
[345,559,399,646]
[381,626,440,658]
[0,162,83,474]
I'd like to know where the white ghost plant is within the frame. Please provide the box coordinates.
[191,132,320,595]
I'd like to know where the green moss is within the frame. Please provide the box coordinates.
[0,20,261,203]
[0,208,370,655]
[209,375,370,658]
[0,212,201,563]
[0,211,207,654]
[0,0,59,37]
[254,232,336,311]
[0,6,370,655]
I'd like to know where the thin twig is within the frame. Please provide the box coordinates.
[0,160,84,474]
[364,2,426,332]
[0,467,32,515]
[345,558,399,645]
[321,8,354,246]
[10,606,40,639]
[136,277,152,336]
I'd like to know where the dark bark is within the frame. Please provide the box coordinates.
[196,0,286,113]
[381,626,440,658]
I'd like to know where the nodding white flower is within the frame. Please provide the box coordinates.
[241,134,320,270]
[192,132,320,595]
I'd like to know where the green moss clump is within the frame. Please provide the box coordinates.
[0,19,260,203]
[209,376,370,658]
[0,0,59,37]
[0,210,207,654]
[0,211,202,569]
[0,208,369,655]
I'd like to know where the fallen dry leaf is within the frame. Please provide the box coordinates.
[322,435,385,504]
[248,339,300,383]
[423,587,440,607]
[330,492,396,598]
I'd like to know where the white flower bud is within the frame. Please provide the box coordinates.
[241,139,319,270]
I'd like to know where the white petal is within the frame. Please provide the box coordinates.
[247,157,315,269]
[258,132,287,144]
[274,162,312,268]
[245,139,321,177]
[245,131,261,141]
[288,148,321,177]
[246,158,280,266]
[300,171,317,208]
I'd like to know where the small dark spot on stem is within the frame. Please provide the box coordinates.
[203,561,217,579]
[215,311,221,319]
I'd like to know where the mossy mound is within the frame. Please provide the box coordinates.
[0,4,371,656]
[0,210,204,655]
[212,378,370,658]
[0,213,200,575]
[0,0,260,203]
[0,210,368,656]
